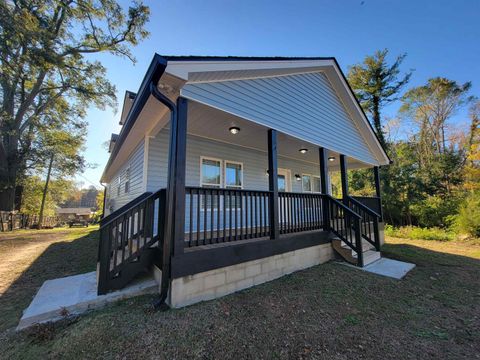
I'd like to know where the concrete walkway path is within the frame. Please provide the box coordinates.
[17,272,157,330]
[340,257,416,279]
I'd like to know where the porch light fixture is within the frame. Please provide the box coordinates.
[229,126,240,135]
[328,156,336,162]
[295,174,301,181]
[299,148,308,154]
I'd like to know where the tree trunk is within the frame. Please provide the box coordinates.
[38,153,54,228]
[372,97,387,149]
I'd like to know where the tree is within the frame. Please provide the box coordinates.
[0,0,150,210]
[463,101,480,191]
[348,49,412,148]
[36,128,86,227]
[400,78,473,155]
[21,176,74,217]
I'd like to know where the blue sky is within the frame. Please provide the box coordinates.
[78,0,480,188]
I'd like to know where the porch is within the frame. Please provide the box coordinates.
[97,96,384,303]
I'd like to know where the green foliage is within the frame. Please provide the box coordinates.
[0,0,150,209]
[347,49,412,147]
[454,192,480,237]
[21,176,75,216]
[410,195,461,228]
[384,225,455,241]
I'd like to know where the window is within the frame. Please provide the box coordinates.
[201,157,222,188]
[116,177,121,196]
[225,161,243,189]
[302,174,321,193]
[124,167,130,193]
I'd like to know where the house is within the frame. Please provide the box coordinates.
[56,207,93,222]
[98,55,389,308]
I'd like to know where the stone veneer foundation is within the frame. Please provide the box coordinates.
[155,242,334,308]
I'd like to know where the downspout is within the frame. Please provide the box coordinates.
[149,82,177,309]
[101,184,107,219]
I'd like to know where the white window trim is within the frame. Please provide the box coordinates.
[224,160,244,189]
[302,173,321,193]
[200,156,223,188]
[116,176,121,196]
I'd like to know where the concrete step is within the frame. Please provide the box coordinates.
[331,238,381,267]
[352,249,381,266]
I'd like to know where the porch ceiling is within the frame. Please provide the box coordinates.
[187,101,372,170]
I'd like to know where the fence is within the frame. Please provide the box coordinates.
[0,212,58,232]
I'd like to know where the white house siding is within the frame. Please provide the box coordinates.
[105,140,145,215]
[147,128,322,192]
[181,72,378,165]
[147,129,326,234]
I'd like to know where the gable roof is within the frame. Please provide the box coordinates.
[101,54,390,182]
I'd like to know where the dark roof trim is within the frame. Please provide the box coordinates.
[163,55,336,62]
[102,54,168,181]
[330,58,391,163]
[110,133,119,142]
[164,55,390,163]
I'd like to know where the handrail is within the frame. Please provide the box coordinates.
[101,191,152,226]
[325,195,364,266]
[186,186,273,195]
[97,188,166,295]
[345,196,381,252]
[100,189,165,229]
[347,196,381,218]
[324,195,362,220]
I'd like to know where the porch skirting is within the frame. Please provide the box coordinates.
[155,243,334,308]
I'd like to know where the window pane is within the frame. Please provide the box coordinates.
[202,159,221,186]
[313,177,321,193]
[225,162,242,188]
[302,175,311,192]
[278,175,286,192]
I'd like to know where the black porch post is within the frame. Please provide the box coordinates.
[373,166,383,221]
[339,154,349,203]
[268,129,279,239]
[164,97,188,258]
[318,147,330,230]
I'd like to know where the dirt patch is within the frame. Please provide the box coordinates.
[0,227,98,332]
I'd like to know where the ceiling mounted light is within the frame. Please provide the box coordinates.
[295,174,301,181]
[299,148,308,154]
[229,126,240,135]
[328,156,336,162]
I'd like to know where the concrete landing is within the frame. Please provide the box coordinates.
[340,257,415,279]
[17,271,158,331]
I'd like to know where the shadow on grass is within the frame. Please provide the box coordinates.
[0,229,98,332]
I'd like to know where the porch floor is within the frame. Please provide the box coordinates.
[17,271,157,331]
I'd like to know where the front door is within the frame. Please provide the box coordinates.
[277,168,291,192]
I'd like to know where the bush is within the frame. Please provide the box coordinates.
[454,192,480,237]
[410,195,460,228]
[385,225,455,241]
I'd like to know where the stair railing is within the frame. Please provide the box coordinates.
[324,195,364,267]
[346,196,381,252]
[97,189,166,295]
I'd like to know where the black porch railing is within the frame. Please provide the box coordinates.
[325,195,364,266]
[351,196,382,221]
[346,196,381,251]
[279,192,324,234]
[97,189,166,294]
[185,187,271,247]
[98,187,381,293]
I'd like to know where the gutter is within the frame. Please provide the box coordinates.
[149,81,177,310]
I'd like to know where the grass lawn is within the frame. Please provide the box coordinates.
[0,229,479,359]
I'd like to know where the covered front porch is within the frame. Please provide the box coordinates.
[97,96,384,301]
